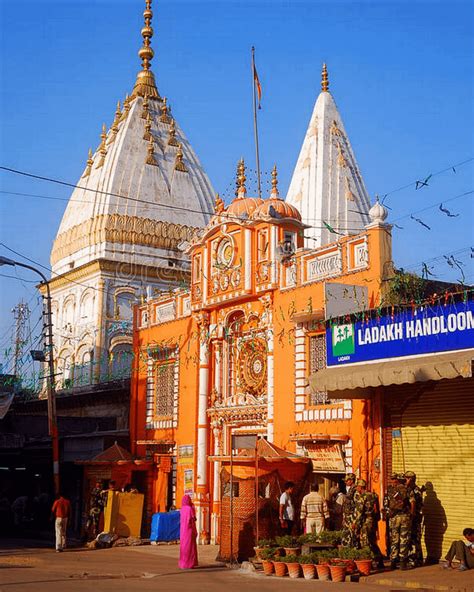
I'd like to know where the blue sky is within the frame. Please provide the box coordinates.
[0,0,473,372]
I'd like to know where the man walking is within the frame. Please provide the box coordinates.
[51,492,71,552]
[279,481,295,535]
[300,483,329,534]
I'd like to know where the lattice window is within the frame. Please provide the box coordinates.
[154,360,175,417]
[308,334,330,405]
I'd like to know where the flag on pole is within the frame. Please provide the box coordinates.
[253,62,262,109]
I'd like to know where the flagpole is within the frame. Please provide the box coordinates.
[251,46,262,199]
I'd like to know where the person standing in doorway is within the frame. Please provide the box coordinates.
[51,492,71,552]
[404,471,424,567]
[300,483,329,534]
[279,481,295,535]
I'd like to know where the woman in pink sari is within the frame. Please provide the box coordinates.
[178,494,198,569]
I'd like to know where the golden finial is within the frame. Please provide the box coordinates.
[271,164,280,198]
[83,148,94,177]
[145,135,157,166]
[109,101,122,141]
[141,94,149,119]
[235,158,247,198]
[160,97,171,124]
[143,112,152,140]
[214,193,225,214]
[321,63,329,92]
[132,0,160,99]
[168,118,179,146]
[120,94,131,122]
[175,143,188,172]
[96,124,108,168]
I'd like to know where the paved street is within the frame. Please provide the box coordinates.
[0,542,472,592]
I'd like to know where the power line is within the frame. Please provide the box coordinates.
[392,189,474,223]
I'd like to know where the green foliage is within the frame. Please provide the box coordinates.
[298,554,316,564]
[275,535,299,548]
[298,533,319,545]
[257,538,277,548]
[284,554,299,563]
[317,530,343,545]
[337,546,373,560]
[315,549,338,564]
[383,269,427,306]
[259,548,277,560]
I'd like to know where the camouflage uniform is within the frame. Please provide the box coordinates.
[388,480,414,567]
[382,484,394,553]
[406,474,423,566]
[341,474,358,547]
[359,491,383,560]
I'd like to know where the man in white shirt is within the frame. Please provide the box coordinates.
[300,483,330,534]
[279,481,295,535]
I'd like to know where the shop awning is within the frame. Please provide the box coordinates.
[309,350,474,398]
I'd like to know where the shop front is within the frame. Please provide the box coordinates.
[310,298,474,559]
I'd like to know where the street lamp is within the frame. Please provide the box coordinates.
[0,255,60,494]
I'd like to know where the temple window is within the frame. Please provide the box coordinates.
[308,333,330,405]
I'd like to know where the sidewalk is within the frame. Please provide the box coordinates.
[362,563,473,592]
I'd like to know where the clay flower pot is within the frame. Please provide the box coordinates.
[329,564,347,582]
[338,558,356,574]
[254,547,264,560]
[273,561,287,577]
[315,563,331,581]
[283,546,301,556]
[355,559,372,576]
[262,560,274,576]
[301,563,316,579]
[286,562,300,579]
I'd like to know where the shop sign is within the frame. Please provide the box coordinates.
[326,300,474,366]
[307,443,346,473]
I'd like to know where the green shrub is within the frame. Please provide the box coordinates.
[257,538,276,548]
[275,535,299,548]
[284,554,299,563]
[298,533,319,545]
[317,530,343,545]
[298,554,316,564]
[315,549,338,563]
[259,548,277,560]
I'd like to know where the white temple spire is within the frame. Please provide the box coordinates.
[286,64,371,246]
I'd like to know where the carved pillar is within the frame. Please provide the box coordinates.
[211,423,222,544]
[93,278,106,383]
[195,311,210,543]
[260,295,274,442]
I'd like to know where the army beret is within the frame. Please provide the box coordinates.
[356,479,366,487]
[396,473,406,480]
[389,473,398,479]
[404,471,416,478]
[344,473,356,482]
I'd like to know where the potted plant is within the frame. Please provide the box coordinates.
[329,558,347,582]
[298,533,319,545]
[275,535,301,556]
[259,547,276,576]
[273,555,287,577]
[315,550,336,581]
[353,546,374,576]
[317,529,344,546]
[336,545,358,574]
[298,554,316,579]
[254,538,274,560]
[284,554,301,579]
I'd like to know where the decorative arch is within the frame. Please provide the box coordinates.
[109,341,133,379]
[113,287,136,321]
[79,288,95,323]
[74,342,94,387]
[57,347,74,389]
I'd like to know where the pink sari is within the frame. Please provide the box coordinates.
[178,495,198,569]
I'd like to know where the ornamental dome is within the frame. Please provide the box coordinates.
[227,196,264,218]
[252,165,302,221]
[368,197,389,225]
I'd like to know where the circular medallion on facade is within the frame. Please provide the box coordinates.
[219,273,230,291]
[217,238,234,267]
[238,338,267,396]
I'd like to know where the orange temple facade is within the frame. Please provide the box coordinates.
[130,162,393,544]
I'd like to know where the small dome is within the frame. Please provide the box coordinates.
[368,198,388,224]
[226,196,264,218]
[252,199,302,221]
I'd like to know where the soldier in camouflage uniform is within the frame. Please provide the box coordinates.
[382,473,398,555]
[341,473,358,547]
[354,479,384,566]
[404,471,424,567]
[388,474,415,570]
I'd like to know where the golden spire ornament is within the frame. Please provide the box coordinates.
[321,63,329,92]
[83,148,94,177]
[160,97,171,124]
[121,94,131,122]
[175,143,188,172]
[235,158,247,198]
[145,135,157,165]
[168,119,179,146]
[143,112,152,140]
[96,124,108,168]
[271,164,280,198]
[109,101,122,141]
[214,193,225,214]
[132,0,160,99]
[141,94,149,119]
